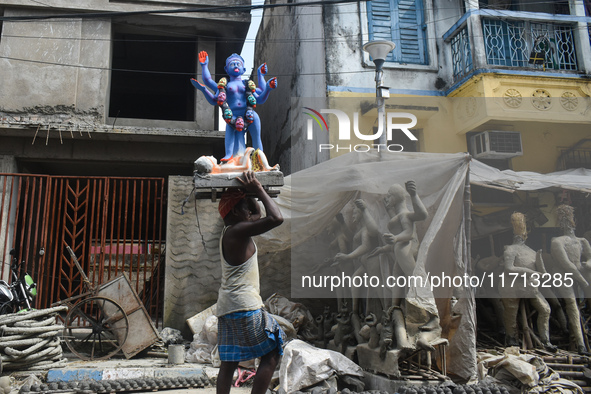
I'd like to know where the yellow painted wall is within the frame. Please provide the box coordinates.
[513,124,590,173]
[327,74,591,174]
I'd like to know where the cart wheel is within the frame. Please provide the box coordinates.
[63,296,129,360]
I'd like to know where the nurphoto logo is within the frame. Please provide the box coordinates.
[303,108,418,153]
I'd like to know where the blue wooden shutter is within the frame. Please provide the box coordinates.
[367,0,396,62]
[367,0,428,65]
[398,0,427,64]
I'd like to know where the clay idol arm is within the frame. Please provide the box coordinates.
[254,63,276,104]
[406,181,428,222]
[384,215,414,244]
[198,51,219,92]
[368,244,394,258]
[535,250,548,274]
[334,230,372,263]
[256,63,268,94]
[349,230,374,259]
[190,79,217,105]
[503,247,536,275]
[581,238,591,269]
[551,238,589,287]
[335,213,353,241]
[355,199,380,238]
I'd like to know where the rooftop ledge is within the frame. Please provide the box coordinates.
[0,113,224,142]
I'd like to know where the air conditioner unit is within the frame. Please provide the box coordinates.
[469,131,523,159]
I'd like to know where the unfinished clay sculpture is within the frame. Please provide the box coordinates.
[370,181,440,351]
[332,199,381,343]
[334,310,355,354]
[550,204,591,354]
[501,212,555,350]
[378,308,394,359]
[365,313,379,349]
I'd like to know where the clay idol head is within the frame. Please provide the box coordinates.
[225,53,246,77]
[556,204,575,230]
[511,212,527,240]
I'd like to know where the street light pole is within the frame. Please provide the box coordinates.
[362,40,395,146]
[375,66,386,146]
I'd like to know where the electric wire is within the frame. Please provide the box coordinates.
[2,16,590,45]
[1,7,589,44]
[0,0,587,31]
[0,1,587,76]
[1,0,584,21]
[0,54,377,77]
[0,0,361,22]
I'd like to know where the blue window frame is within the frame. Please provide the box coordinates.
[367,0,428,65]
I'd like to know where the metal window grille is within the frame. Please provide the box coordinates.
[451,26,473,81]
[559,149,591,170]
[482,18,578,70]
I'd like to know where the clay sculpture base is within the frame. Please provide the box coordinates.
[357,343,403,378]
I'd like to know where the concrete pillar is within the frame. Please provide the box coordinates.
[0,155,17,281]
[164,176,223,338]
[570,0,591,74]
[466,0,487,70]
[0,155,17,173]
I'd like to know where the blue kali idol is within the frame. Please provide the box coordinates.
[191,52,277,163]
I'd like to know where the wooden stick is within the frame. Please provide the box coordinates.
[32,124,40,145]
[520,300,533,350]
[479,331,503,347]
[545,363,584,369]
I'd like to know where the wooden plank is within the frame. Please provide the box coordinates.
[194,171,284,200]
[97,274,159,359]
[194,171,284,189]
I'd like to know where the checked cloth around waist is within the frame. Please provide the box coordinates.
[217,308,285,362]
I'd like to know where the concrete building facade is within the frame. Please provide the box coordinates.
[0,0,252,176]
[252,0,591,367]
[0,0,252,331]
[255,0,591,175]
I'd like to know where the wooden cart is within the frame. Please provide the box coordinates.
[53,246,159,360]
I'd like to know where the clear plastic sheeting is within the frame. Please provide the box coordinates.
[256,151,475,380]
[470,161,591,193]
[279,339,364,393]
[264,151,471,300]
